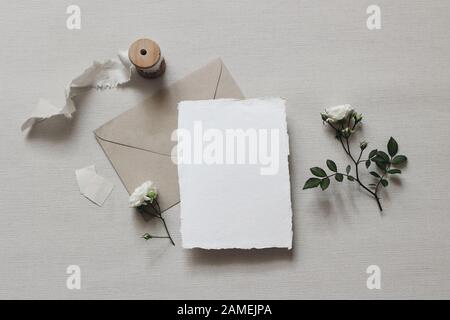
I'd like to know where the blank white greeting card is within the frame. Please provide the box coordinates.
[177,98,293,249]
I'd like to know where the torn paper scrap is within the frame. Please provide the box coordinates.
[178,98,293,249]
[20,98,73,132]
[75,165,114,206]
[70,51,132,89]
[21,51,132,131]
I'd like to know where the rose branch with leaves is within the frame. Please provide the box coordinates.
[303,104,408,212]
[129,181,175,246]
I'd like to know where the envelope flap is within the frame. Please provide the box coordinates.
[94,58,226,155]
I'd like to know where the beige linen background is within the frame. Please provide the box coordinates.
[0,0,449,299]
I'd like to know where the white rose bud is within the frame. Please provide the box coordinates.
[341,128,352,138]
[353,112,363,122]
[360,141,368,150]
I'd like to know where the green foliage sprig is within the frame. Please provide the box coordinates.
[129,181,175,246]
[303,105,408,212]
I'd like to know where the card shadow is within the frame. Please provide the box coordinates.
[186,246,294,266]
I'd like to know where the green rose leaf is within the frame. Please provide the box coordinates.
[387,137,398,157]
[310,167,327,177]
[369,149,378,159]
[375,160,388,171]
[365,160,371,168]
[335,173,344,182]
[346,165,351,174]
[370,171,380,178]
[303,178,321,189]
[381,179,389,187]
[388,169,401,174]
[326,160,337,172]
[347,175,355,181]
[391,155,407,165]
[371,155,384,163]
[320,177,330,190]
[377,151,390,162]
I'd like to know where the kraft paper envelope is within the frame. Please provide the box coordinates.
[94,59,244,212]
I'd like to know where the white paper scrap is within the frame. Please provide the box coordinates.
[177,98,293,249]
[75,165,114,206]
[21,51,132,131]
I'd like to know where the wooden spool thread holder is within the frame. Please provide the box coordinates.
[128,38,166,78]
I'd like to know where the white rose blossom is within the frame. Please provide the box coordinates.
[130,181,174,246]
[129,181,158,208]
[321,104,354,123]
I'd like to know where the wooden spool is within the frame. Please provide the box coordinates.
[128,38,166,78]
